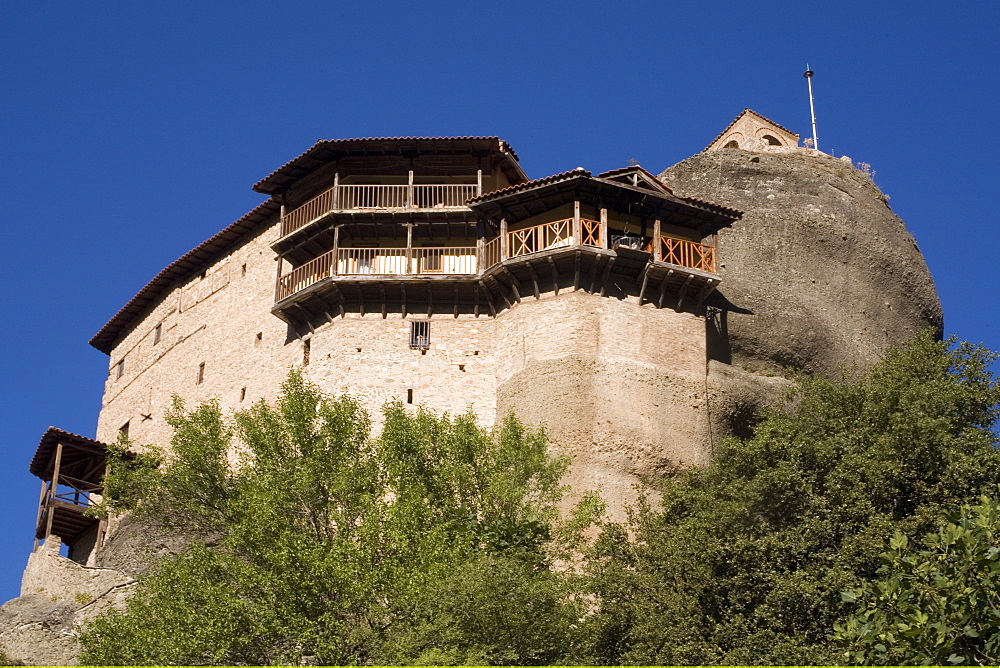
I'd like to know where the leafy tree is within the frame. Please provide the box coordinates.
[584,331,1000,665]
[79,372,598,666]
[835,491,1000,665]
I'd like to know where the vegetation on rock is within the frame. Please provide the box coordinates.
[78,332,1000,665]
[582,331,1000,665]
[79,372,599,665]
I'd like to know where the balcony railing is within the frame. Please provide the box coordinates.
[281,184,481,237]
[276,247,478,301]
[275,220,716,302]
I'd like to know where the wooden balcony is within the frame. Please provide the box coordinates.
[281,183,482,237]
[273,218,719,321]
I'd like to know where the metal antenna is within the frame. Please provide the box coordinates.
[804,65,819,151]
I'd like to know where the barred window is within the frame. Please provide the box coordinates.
[409,321,430,350]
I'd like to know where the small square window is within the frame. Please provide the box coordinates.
[302,339,311,366]
[114,359,125,379]
[118,421,130,439]
[153,323,162,344]
[409,321,430,350]
[196,362,205,385]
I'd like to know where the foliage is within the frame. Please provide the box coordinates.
[78,372,598,666]
[584,331,1000,665]
[835,491,1000,665]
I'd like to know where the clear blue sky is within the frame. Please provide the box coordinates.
[2,1,997,603]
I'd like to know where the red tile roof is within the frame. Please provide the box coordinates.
[467,167,591,204]
[253,136,523,195]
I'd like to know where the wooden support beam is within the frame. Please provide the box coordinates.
[454,284,460,318]
[638,268,651,305]
[44,442,63,540]
[357,284,365,317]
[525,261,541,299]
[696,278,718,306]
[500,266,521,301]
[500,218,508,260]
[332,225,340,275]
[677,274,694,310]
[407,169,414,208]
[487,275,512,310]
[427,284,433,317]
[401,282,407,318]
[33,478,47,550]
[599,256,616,297]
[573,251,581,291]
[658,269,674,308]
[328,281,346,318]
[549,256,559,296]
[653,219,661,261]
[479,281,497,316]
[477,168,483,197]
[333,172,340,209]
[473,283,480,318]
[380,283,387,319]
[589,254,603,293]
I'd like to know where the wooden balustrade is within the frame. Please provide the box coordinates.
[276,250,336,301]
[275,226,716,303]
[280,184,480,237]
[655,236,717,272]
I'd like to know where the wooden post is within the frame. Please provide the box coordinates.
[408,170,414,209]
[573,200,581,245]
[44,442,63,541]
[405,224,413,274]
[477,168,483,197]
[332,225,340,276]
[500,218,508,260]
[274,254,285,301]
[476,236,484,274]
[33,478,47,551]
[653,219,662,261]
[333,172,340,209]
[599,208,608,249]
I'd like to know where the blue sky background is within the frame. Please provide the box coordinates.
[1,1,997,603]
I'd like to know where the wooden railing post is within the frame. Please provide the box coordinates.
[408,170,414,209]
[500,218,508,260]
[332,225,340,277]
[599,208,608,248]
[573,201,581,245]
[44,441,63,541]
[653,219,662,261]
[332,173,339,210]
[405,224,413,274]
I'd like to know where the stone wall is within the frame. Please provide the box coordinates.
[494,291,710,519]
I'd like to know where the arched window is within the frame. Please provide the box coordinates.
[724,140,739,148]
[762,134,782,146]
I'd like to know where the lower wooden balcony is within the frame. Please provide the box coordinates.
[273,218,720,325]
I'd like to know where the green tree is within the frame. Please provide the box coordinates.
[584,332,1000,665]
[835,491,1000,665]
[79,372,597,666]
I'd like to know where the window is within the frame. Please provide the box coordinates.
[255,332,263,346]
[409,321,430,350]
[114,359,125,379]
[762,134,782,146]
[240,387,247,402]
[724,140,739,148]
[118,421,130,440]
[302,339,311,366]
[197,362,205,385]
[153,323,162,344]
[407,388,414,404]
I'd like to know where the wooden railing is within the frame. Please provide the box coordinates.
[651,236,717,273]
[275,225,716,303]
[276,250,336,301]
[280,184,480,236]
[276,247,478,300]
